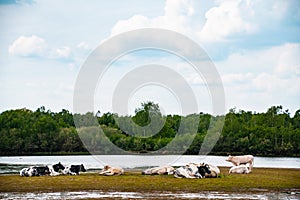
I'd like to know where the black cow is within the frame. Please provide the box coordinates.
[33,166,50,176]
[20,166,50,177]
[49,162,65,176]
[197,164,211,177]
[63,164,86,175]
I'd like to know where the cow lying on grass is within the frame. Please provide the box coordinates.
[226,155,254,172]
[63,164,86,175]
[48,162,65,176]
[229,164,250,174]
[142,166,175,175]
[174,163,211,179]
[20,162,65,177]
[203,163,220,178]
[20,166,49,177]
[99,165,124,176]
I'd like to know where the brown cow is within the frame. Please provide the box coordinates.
[226,155,254,171]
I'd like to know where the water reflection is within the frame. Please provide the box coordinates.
[0,191,299,200]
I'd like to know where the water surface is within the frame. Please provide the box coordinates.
[0,155,299,174]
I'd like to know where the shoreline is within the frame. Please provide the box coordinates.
[0,168,299,193]
[1,167,299,199]
[1,166,300,176]
[1,153,300,157]
[1,155,299,172]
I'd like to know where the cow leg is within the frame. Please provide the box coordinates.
[104,172,114,176]
[50,170,60,176]
[248,160,253,172]
[174,173,183,178]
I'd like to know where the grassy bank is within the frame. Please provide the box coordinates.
[0,167,299,194]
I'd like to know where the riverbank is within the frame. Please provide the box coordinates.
[1,152,300,157]
[1,167,299,195]
[1,155,300,174]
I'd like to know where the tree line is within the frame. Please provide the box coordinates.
[0,103,299,156]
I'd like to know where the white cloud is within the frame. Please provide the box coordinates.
[53,46,71,59]
[8,35,47,57]
[77,42,90,50]
[217,43,300,112]
[110,0,299,45]
[102,0,300,113]
[253,72,300,96]
[164,0,194,17]
[275,43,300,77]
[111,14,150,36]
[2,0,299,114]
[111,0,254,42]
[198,0,257,42]
[110,0,196,37]
[9,35,75,60]
[222,73,254,85]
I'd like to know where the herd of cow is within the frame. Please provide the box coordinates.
[20,155,254,178]
[20,162,86,177]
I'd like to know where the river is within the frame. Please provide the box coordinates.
[0,155,299,174]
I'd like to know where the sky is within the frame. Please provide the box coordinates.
[0,0,299,116]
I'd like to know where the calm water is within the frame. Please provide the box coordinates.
[1,191,299,200]
[0,155,299,174]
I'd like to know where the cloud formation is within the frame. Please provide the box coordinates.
[51,46,71,59]
[111,0,299,46]
[8,35,74,61]
[8,35,47,57]
[111,0,195,37]
[1,0,299,114]
[198,0,257,42]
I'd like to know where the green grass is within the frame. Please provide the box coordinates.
[0,167,299,193]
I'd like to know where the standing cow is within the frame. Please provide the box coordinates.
[226,155,254,172]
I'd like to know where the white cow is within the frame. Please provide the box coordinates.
[99,165,124,176]
[142,166,174,175]
[226,155,254,171]
[174,163,204,179]
[229,164,250,174]
[203,163,220,178]
[20,167,36,177]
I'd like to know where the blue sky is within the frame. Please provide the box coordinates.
[0,0,299,115]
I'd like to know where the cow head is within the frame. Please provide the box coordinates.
[103,165,111,170]
[53,162,65,172]
[226,155,233,162]
[80,164,86,172]
[142,169,151,175]
[197,164,211,177]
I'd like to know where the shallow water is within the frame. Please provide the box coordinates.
[0,191,299,200]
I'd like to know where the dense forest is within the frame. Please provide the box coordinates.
[0,103,299,156]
